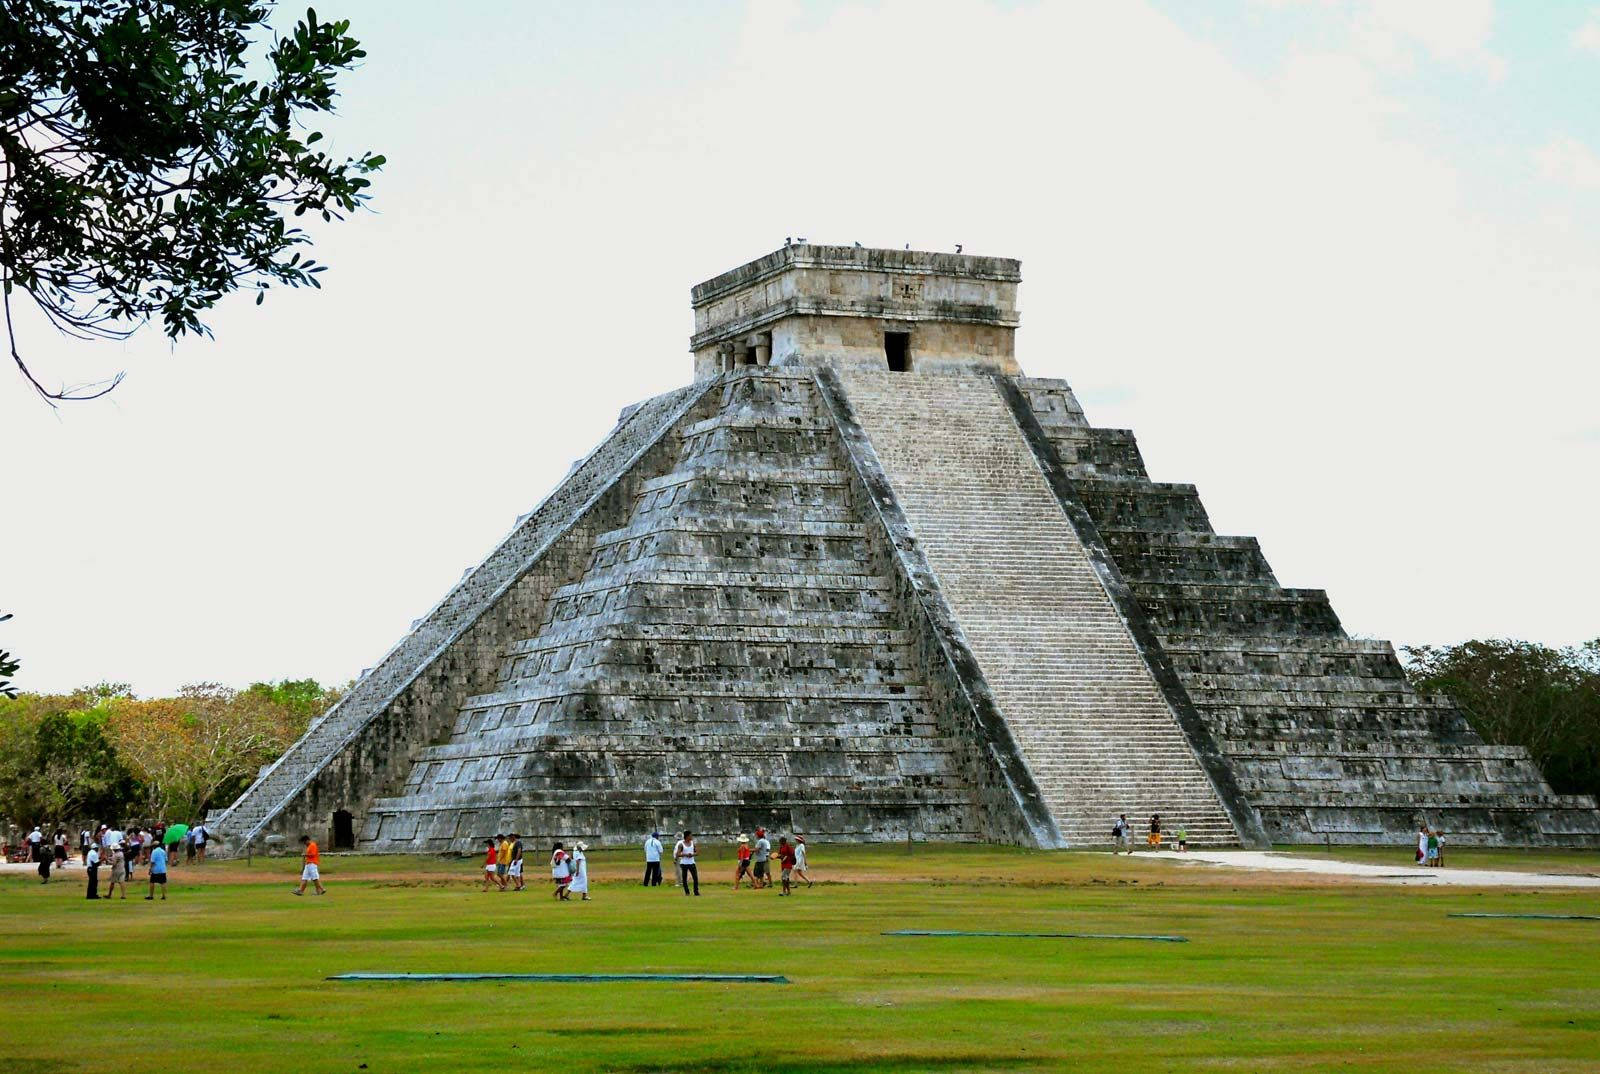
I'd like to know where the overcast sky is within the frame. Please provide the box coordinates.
[4,0,1598,696]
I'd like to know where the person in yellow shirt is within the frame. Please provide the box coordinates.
[496,834,513,891]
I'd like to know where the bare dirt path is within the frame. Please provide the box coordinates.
[1156,849,1600,888]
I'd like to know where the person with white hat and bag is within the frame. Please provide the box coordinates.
[569,842,590,901]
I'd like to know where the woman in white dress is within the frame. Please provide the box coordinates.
[569,841,590,901]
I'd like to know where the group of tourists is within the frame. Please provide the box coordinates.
[477,833,591,901]
[640,827,811,896]
[1416,824,1446,867]
[11,820,208,900]
[1110,814,1187,854]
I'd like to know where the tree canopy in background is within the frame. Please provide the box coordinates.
[1405,638,1600,802]
[0,677,340,829]
[0,1,382,401]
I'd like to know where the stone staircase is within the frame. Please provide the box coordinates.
[834,368,1242,847]
[357,371,987,851]
[1017,377,1600,846]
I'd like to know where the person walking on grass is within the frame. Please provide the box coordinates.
[294,835,326,896]
[643,830,663,887]
[733,834,753,890]
[481,838,501,892]
[676,831,700,896]
[793,837,813,888]
[752,828,772,889]
[497,834,513,891]
[777,837,797,896]
[145,843,168,901]
[551,842,572,900]
[569,842,590,901]
[104,845,128,899]
[673,831,686,890]
[509,833,525,891]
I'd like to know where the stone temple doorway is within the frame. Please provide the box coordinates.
[332,809,356,850]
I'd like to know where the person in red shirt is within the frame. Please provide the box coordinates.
[733,834,753,890]
[294,835,325,896]
[777,837,798,896]
[480,838,499,892]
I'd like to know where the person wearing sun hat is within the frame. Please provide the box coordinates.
[733,834,753,890]
[569,841,590,901]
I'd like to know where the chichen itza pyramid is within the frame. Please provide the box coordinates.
[212,244,1600,853]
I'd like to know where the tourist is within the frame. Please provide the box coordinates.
[78,826,92,866]
[550,842,571,900]
[752,827,771,889]
[508,832,525,891]
[1148,814,1162,850]
[1176,827,1188,853]
[777,837,797,896]
[481,838,500,892]
[52,829,68,871]
[294,835,326,895]
[642,830,663,887]
[85,843,101,900]
[570,842,590,901]
[497,833,513,891]
[673,831,685,889]
[105,844,127,899]
[185,827,197,865]
[793,837,813,888]
[145,842,168,901]
[123,831,137,879]
[36,840,52,883]
[126,827,143,871]
[1426,828,1441,868]
[733,834,752,890]
[676,831,699,896]
[1112,814,1132,854]
[1416,824,1429,865]
[192,823,208,863]
[25,824,42,862]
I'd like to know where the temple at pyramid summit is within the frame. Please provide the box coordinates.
[211,244,1600,854]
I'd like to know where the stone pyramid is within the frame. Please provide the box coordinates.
[211,245,1600,853]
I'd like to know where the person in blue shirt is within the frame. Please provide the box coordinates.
[145,844,169,901]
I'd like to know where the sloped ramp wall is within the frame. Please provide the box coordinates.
[210,381,716,853]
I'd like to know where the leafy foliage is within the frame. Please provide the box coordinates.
[1405,638,1600,800]
[0,1,383,400]
[0,611,17,699]
[0,676,332,827]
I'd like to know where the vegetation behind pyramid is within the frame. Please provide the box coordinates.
[211,245,1600,853]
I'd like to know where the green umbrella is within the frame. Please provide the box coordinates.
[163,823,189,845]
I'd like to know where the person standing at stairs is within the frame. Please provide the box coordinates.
[293,835,326,896]
[1147,815,1162,851]
[1112,815,1132,854]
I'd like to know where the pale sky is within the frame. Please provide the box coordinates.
[4,0,1598,696]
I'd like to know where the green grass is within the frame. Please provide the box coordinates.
[5,845,1600,1073]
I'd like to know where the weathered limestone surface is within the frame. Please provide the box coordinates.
[833,367,1247,847]
[211,244,1600,854]
[1015,376,1600,846]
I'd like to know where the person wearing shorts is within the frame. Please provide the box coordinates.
[508,833,525,891]
[294,835,326,895]
[481,838,500,892]
[145,844,168,901]
[752,828,771,889]
[1147,814,1162,849]
[496,834,512,891]
[777,837,797,896]
[733,834,752,890]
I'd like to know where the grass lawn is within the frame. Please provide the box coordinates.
[5,844,1600,1073]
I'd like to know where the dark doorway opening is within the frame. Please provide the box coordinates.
[332,809,355,850]
[885,331,911,372]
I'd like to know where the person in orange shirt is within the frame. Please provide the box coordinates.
[294,834,326,896]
